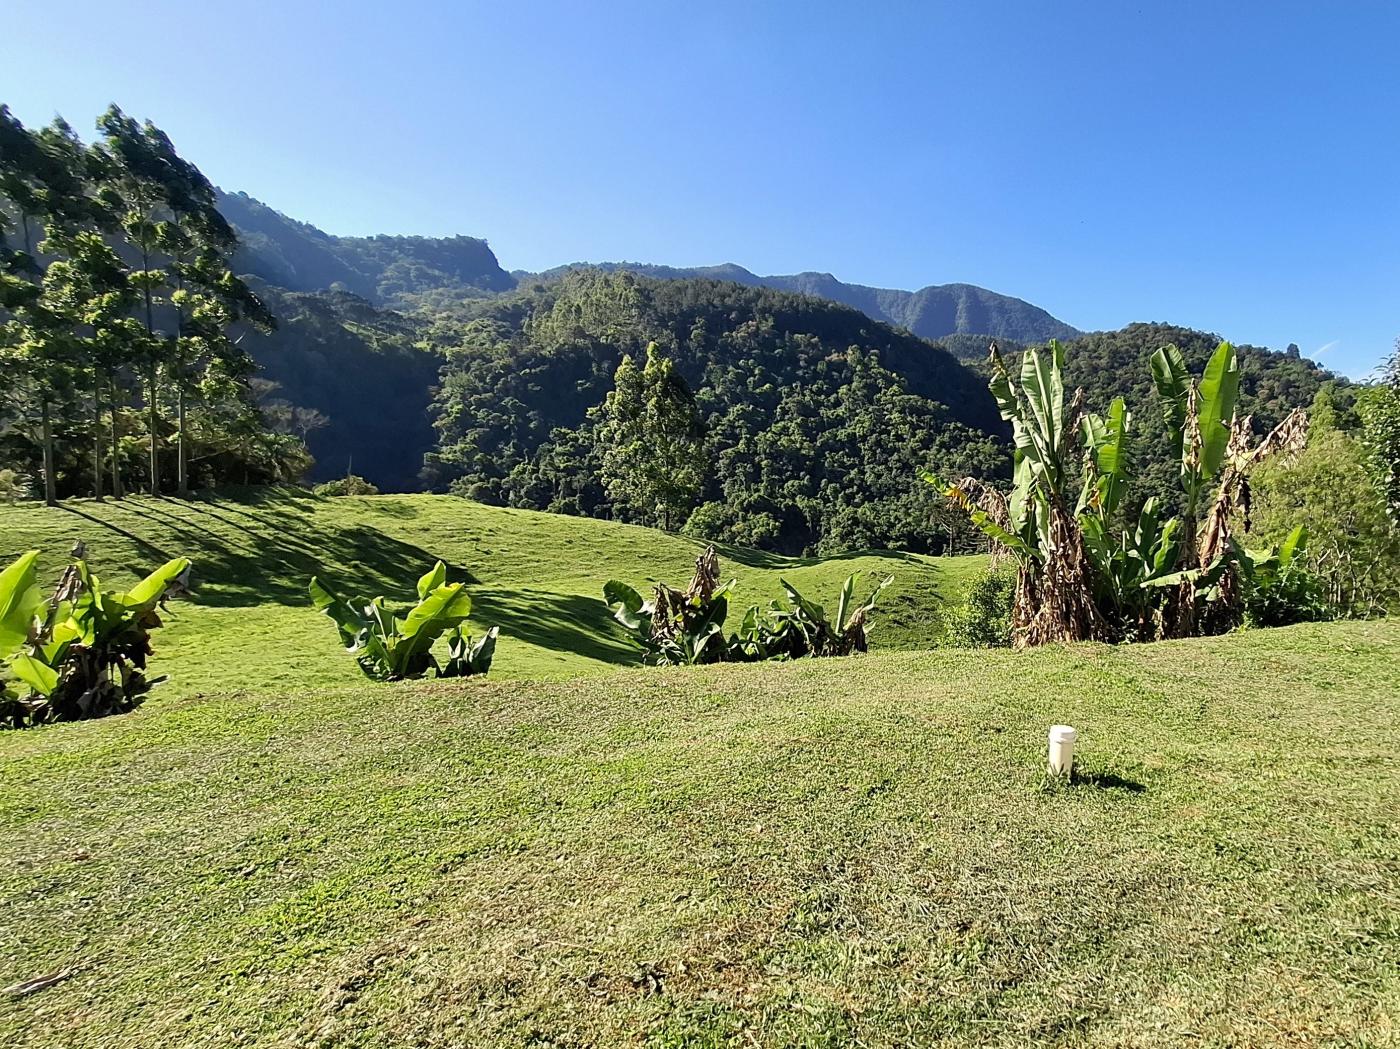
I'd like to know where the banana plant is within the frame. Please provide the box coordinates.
[1239,525,1325,626]
[441,625,499,678]
[1151,340,1308,631]
[738,573,893,659]
[931,340,1105,646]
[604,549,736,666]
[1075,401,1186,634]
[309,561,490,680]
[0,551,46,724]
[1150,341,1241,551]
[6,553,191,725]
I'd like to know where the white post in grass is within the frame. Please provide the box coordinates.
[1048,725,1077,778]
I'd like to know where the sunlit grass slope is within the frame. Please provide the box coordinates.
[0,620,1395,1046]
[0,487,983,695]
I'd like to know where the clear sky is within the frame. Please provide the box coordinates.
[6,1,1397,376]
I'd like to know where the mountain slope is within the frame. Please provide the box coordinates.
[521,261,1081,343]
[218,190,516,304]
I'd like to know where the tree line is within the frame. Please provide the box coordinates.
[0,104,310,504]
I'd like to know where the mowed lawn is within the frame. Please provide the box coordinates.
[0,489,982,694]
[1,617,1397,1047]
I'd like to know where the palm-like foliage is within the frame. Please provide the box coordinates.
[309,560,495,681]
[604,547,891,665]
[2,547,190,726]
[933,339,1313,645]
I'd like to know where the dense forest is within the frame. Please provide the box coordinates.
[424,270,1008,554]
[416,271,1339,554]
[2,102,1348,562]
[521,262,1083,344]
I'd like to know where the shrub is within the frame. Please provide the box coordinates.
[1242,526,1330,628]
[309,560,497,680]
[314,474,379,497]
[1249,429,1400,616]
[0,468,32,505]
[604,547,890,665]
[1,547,191,727]
[942,569,1014,648]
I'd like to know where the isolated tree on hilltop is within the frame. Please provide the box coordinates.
[594,342,703,531]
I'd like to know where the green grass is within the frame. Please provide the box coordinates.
[0,620,1395,1046]
[1,491,1396,1045]
[0,488,983,695]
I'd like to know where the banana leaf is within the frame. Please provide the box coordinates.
[0,550,43,657]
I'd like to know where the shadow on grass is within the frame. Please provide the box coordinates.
[711,541,924,571]
[66,494,476,608]
[1074,768,1148,794]
[470,588,638,666]
[56,506,179,567]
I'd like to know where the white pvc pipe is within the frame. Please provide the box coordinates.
[1048,725,1077,777]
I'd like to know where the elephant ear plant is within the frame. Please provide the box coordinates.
[309,560,499,681]
[735,574,893,659]
[1,546,192,727]
[604,546,892,665]
[603,547,735,666]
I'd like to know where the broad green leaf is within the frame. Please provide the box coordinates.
[603,580,648,630]
[10,651,58,697]
[309,576,365,648]
[0,550,43,657]
[1150,344,1190,457]
[394,584,474,674]
[416,561,447,600]
[1198,341,1240,480]
[115,558,191,611]
[1279,524,1308,566]
[1020,342,1065,458]
[834,574,855,632]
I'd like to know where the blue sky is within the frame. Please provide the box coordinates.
[6,1,1397,376]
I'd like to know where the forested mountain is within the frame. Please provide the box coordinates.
[216,191,516,305]
[205,192,1336,556]
[521,262,1082,343]
[425,270,1009,554]
[214,191,1078,343]
[238,285,440,486]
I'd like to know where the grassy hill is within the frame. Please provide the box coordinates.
[0,489,981,697]
[0,613,1395,1046]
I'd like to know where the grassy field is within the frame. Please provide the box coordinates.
[0,488,983,695]
[0,619,1396,1046]
[1,492,1396,1046]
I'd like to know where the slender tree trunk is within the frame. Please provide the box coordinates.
[147,364,160,497]
[109,373,123,500]
[92,374,104,503]
[40,398,57,507]
[177,386,188,496]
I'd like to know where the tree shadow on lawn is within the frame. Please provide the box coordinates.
[66,501,475,608]
[712,541,923,571]
[471,587,638,666]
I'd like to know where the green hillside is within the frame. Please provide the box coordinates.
[1,615,1395,1047]
[520,262,1083,343]
[0,489,981,696]
[219,190,516,303]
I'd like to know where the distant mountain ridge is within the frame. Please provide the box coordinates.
[216,190,515,304]
[520,262,1082,344]
[216,191,1080,343]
